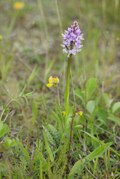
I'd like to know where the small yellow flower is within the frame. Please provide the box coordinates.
[53,77,59,83]
[0,35,3,41]
[13,2,25,10]
[48,76,59,84]
[46,76,59,88]
[62,111,66,116]
[78,111,83,116]
[76,111,83,117]
[48,76,54,84]
[46,83,53,88]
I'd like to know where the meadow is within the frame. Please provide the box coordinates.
[0,0,120,178]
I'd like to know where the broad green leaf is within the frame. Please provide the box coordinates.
[112,102,120,113]
[86,78,97,100]
[86,143,112,161]
[75,89,85,105]
[83,132,119,160]
[102,93,113,108]
[86,100,95,113]
[3,137,16,148]
[69,142,112,176]
[0,121,9,138]
[108,114,120,125]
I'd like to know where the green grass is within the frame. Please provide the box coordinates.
[0,0,120,178]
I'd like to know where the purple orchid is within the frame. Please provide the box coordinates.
[62,21,84,57]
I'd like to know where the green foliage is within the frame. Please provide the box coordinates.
[3,137,16,148]
[108,114,120,126]
[43,130,54,162]
[112,102,120,113]
[86,100,95,114]
[0,0,120,178]
[86,78,97,100]
[69,142,112,176]
[0,121,9,138]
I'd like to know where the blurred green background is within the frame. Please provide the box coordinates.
[0,0,120,96]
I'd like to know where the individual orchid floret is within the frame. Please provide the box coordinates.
[62,21,84,57]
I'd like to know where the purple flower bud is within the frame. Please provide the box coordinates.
[62,21,84,57]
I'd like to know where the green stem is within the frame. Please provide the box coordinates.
[65,55,72,114]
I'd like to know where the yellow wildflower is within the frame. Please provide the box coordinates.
[13,2,25,10]
[46,83,53,88]
[62,111,66,116]
[0,35,3,41]
[48,76,59,84]
[46,76,59,88]
[78,111,83,116]
[76,111,83,117]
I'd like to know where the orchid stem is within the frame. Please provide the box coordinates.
[65,55,72,114]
